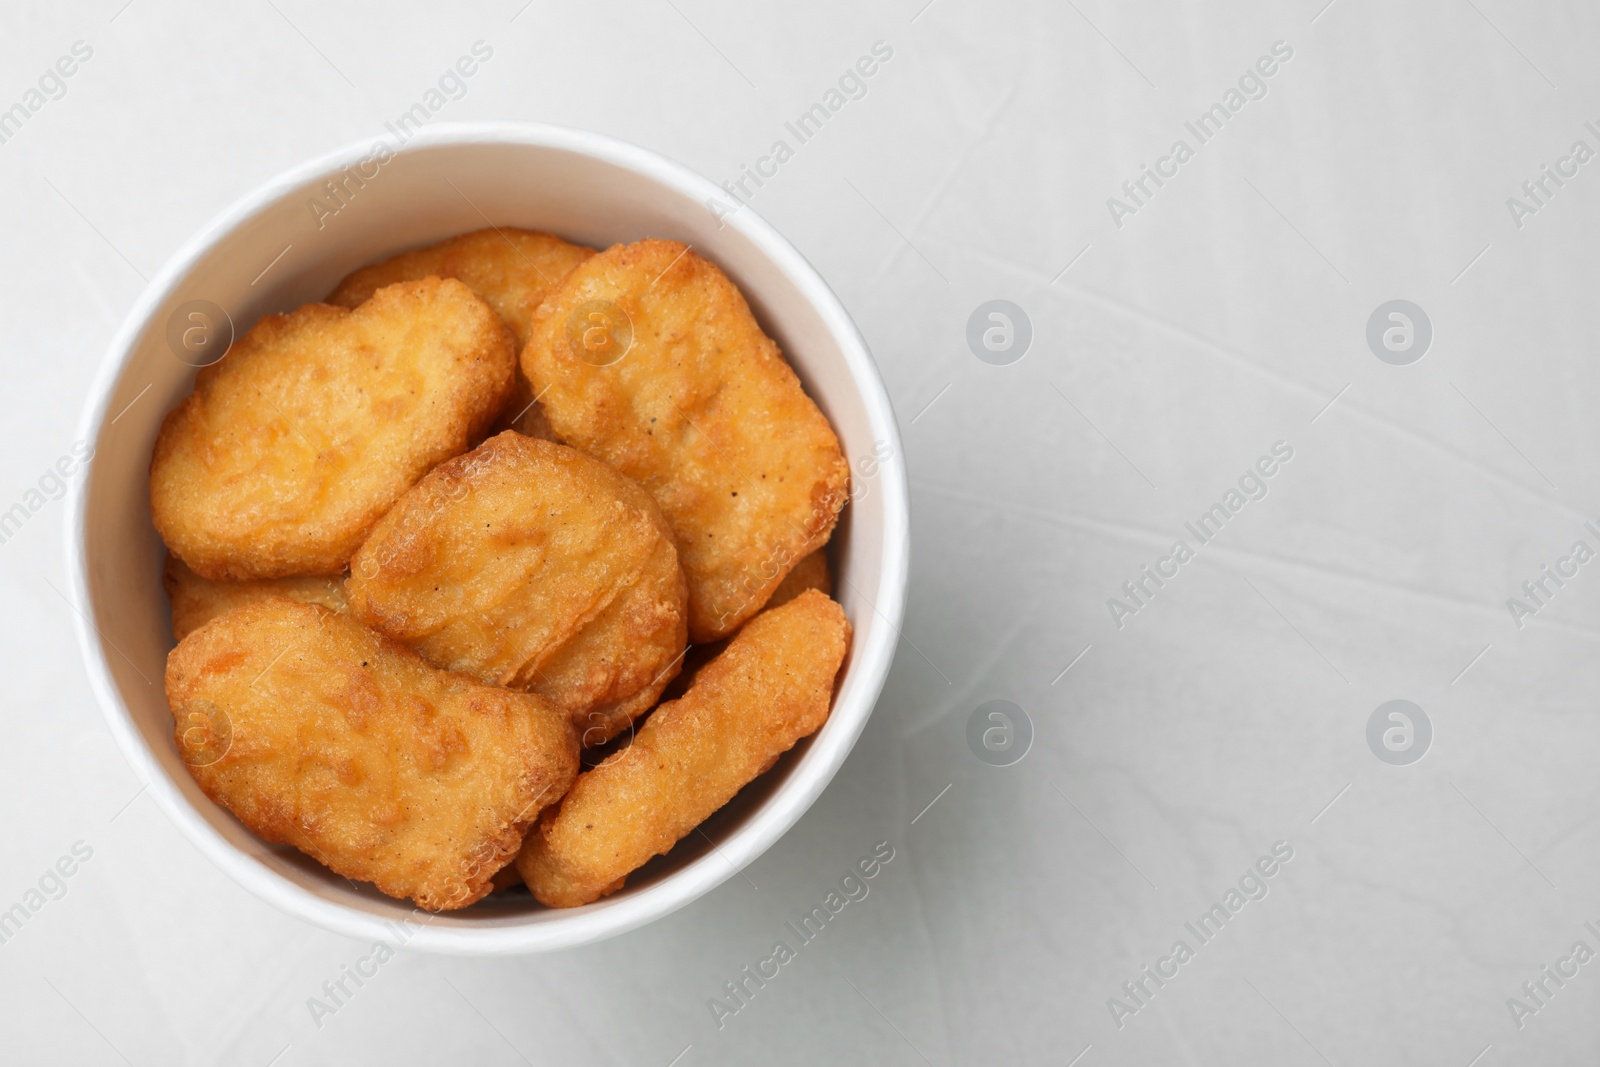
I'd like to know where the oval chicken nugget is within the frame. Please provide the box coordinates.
[347,431,687,745]
[151,277,516,580]
[166,598,578,911]
[164,554,347,642]
[766,547,832,610]
[327,228,595,438]
[522,240,850,642]
[517,589,850,908]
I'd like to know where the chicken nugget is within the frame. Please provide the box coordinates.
[660,548,833,704]
[328,229,592,346]
[166,598,578,911]
[517,589,850,908]
[347,431,686,744]
[529,532,689,748]
[151,278,515,580]
[328,228,594,438]
[164,554,347,642]
[522,240,849,643]
[766,548,832,610]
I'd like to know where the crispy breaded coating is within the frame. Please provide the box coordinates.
[151,278,516,580]
[490,863,524,893]
[522,240,849,643]
[166,599,578,911]
[164,554,347,642]
[328,229,593,345]
[346,432,687,745]
[766,548,832,610]
[661,549,834,705]
[517,589,850,907]
[327,228,594,439]
[531,531,689,748]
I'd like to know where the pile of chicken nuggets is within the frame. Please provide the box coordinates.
[153,229,852,911]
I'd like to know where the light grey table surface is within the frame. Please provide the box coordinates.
[4,1,1599,1063]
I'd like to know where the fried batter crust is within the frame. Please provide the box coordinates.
[660,548,834,704]
[327,228,594,438]
[151,278,516,579]
[164,554,347,642]
[517,589,849,907]
[766,548,832,610]
[346,432,686,744]
[522,240,849,642]
[166,598,577,911]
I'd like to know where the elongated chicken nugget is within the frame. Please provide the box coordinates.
[517,589,849,907]
[328,228,594,438]
[151,278,515,580]
[522,241,849,642]
[661,549,834,704]
[166,599,578,911]
[164,554,347,642]
[347,431,687,744]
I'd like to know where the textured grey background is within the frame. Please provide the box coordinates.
[4,0,1599,1063]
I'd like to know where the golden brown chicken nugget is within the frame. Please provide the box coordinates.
[490,864,524,893]
[766,548,832,609]
[347,431,687,744]
[529,533,689,748]
[164,554,347,642]
[517,589,849,908]
[328,229,592,345]
[660,549,833,704]
[327,229,595,438]
[522,240,849,643]
[166,598,578,911]
[151,278,515,580]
